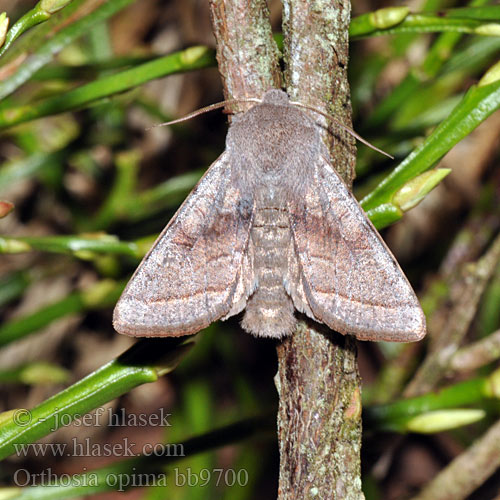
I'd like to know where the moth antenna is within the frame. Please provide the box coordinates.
[147,98,261,130]
[290,101,394,160]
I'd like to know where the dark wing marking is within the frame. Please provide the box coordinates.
[113,153,254,337]
[288,156,426,342]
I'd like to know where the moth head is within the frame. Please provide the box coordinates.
[261,89,290,106]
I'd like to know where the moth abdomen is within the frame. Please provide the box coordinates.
[240,192,297,338]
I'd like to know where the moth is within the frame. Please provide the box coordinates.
[113,89,426,342]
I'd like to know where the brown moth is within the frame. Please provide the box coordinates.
[113,89,426,342]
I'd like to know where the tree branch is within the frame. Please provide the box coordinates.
[208,2,363,497]
[208,0,280,109]
[276,1,363,499]
[282,0,356,186]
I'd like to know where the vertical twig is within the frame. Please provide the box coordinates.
[208,0,281,109]
[208,1,362,498]
[282,0,356,186]
[276,2,363,499]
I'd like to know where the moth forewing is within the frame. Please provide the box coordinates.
[288,155,426,342]
[113,153,254,337]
